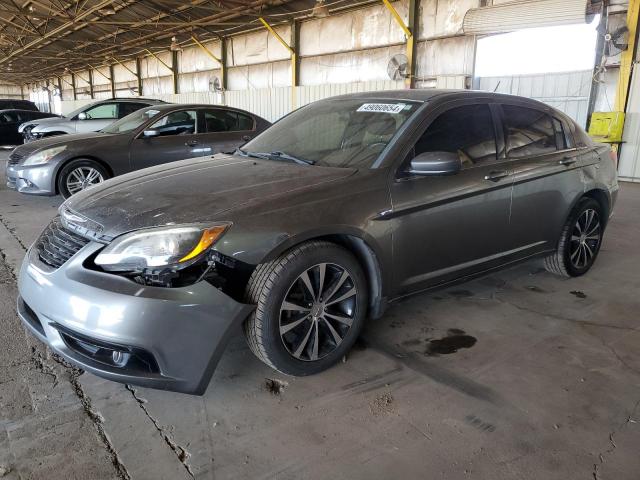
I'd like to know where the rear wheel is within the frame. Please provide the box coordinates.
[244,241,368,376]
[544,198,604,277]
[57,159,109,199]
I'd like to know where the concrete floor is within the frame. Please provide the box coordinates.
[0,149,638,480]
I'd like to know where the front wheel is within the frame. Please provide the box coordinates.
[544,198,604,277]
[244,241,368,376]
[57,159,109,199]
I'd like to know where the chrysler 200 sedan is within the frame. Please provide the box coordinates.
[7,104,270,198]
[17,90,618,395]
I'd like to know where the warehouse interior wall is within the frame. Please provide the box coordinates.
[14,0,627,126]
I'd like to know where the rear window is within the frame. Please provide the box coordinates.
[502,105,558,158]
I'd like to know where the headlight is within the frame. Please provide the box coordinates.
[23,145,67,165]
[95,223,230,272]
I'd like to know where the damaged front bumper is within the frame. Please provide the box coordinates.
[17,243,254,395]
[5,162,56,195]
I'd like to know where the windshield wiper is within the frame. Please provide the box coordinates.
[235,148,314,166]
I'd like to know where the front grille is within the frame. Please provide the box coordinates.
[8,152,23,165]
[36,217,90,269]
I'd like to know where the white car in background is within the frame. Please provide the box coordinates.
[19,98,166,142]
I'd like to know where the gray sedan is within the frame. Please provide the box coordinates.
[16,90,618,395]
[7,104,270,197]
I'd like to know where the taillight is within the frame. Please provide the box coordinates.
[609,149,618,167]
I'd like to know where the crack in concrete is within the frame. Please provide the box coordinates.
[30,347,59,388]
[593,398,640,480]
[0,214,29,253]
[46,353,132,480]
[125,384,195,478]
[489,293,640,333]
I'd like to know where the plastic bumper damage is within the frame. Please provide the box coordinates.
[17,243,254,395]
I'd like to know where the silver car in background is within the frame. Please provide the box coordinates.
[19,98,165,142]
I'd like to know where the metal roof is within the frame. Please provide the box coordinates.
[0,0,373,86]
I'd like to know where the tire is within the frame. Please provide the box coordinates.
[57,159,109,199]
[544,197,604,277]
[244,241,368,376]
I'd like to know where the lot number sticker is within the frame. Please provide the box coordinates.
[357,103,407,114]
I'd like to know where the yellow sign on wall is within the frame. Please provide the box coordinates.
[588,111,626,143]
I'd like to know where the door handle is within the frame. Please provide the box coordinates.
[185,140,199,147]
[484,170,510,182]
[559,156,577,166]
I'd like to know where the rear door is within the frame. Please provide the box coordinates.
[129,109,203,170]
[390,101,516,294]
[199,108,256,154]
[117,102,151,119]
[502,104,587,254]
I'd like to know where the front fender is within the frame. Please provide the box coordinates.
[32,124,73,134]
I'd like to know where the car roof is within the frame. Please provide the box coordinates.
[90,98,165,104]
[323,89,574,123]
[327,89,550,102]
[139,103,262,115]
[0,108,48,113]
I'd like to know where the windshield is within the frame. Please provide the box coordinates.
[101,108,163,134]
[242,98,420,168]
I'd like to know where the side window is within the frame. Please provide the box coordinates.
[413,104,497,169]
[118,102,149,118]
[0,112,19,123]
[553,118,568,150]
[202,110,255,132]
[233,112,254,131]
[502,105,557,158]
[83,103,118,120]
[148,110,197,136]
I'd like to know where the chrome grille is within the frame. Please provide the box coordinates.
[8,152,23,165]
[36,217,90,269]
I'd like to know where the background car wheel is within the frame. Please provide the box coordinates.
[57,159,109,199]
[244,240,368,376]
[544,197,604,278]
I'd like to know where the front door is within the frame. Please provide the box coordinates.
[390,103,515,295]
[0,111,21,145]
[129,109,203,170]
[74,102,120,133]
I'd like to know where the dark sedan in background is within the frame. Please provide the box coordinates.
[7,103,271,198]
[1,110,60,148]
[15,90,618,394]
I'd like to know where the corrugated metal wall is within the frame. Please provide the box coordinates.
[476,70,592,127]
[0,83,22,99]
[619,67,640,182]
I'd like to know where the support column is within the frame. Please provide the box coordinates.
[109,64,116,98]
[57,76,63,101]
[259,17,296,108]
[135,57,143,96]
[172,50,179,94]
[71,72,77,100]
[220,37,228,90]
[383,0,418,88]
[88,70,94,99]
[291,20,300,102]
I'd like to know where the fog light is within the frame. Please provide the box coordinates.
[112,350,131,367]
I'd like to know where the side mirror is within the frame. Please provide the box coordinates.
[143,128,161,138]
[409,151,462,176]
[77,112,87,120]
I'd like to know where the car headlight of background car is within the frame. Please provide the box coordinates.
[95,223,230,272]
[23,145,67,165]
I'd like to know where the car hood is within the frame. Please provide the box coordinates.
[25,116,67,129]
[63,154,357,239]
[12,132,111,158]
